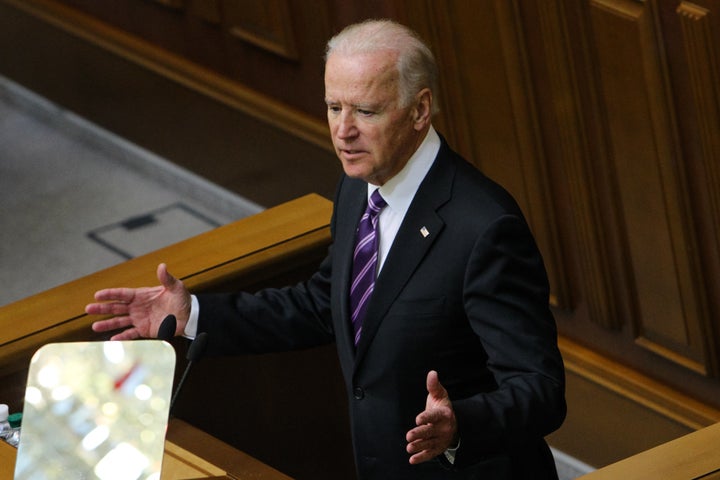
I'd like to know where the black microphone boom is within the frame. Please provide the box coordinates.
[169,332,208,413]
[157,314,177,342]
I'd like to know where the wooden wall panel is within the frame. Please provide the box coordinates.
[589,0,711,374]
[224,0,298,60]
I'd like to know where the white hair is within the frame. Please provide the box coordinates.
[325,19,439,114]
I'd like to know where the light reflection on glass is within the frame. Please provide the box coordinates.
[14,341,175,480]
[103,341,126,364]
[102,402,119,417]
[24,386,43,407]
[134,384,153,401]
[141,429,156,444]
[94,442,150,480]
[37,363,60,389]
[51,385,73,401]
[82,425,110,451]
[138,413,153,426]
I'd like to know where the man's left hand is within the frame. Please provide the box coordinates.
[406,370,459,464]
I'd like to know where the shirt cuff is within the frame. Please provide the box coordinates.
[443,437,460,464]
[184,294,199,338]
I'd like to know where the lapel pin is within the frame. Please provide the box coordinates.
[420,226,430,238]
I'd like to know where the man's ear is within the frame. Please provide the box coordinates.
[413,88,433,130]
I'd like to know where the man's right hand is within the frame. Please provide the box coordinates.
[85,263,191,340]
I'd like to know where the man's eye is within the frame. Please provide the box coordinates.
[328,105,341,113]
[358,109,375,116]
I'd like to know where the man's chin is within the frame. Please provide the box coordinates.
[341,161,372,181]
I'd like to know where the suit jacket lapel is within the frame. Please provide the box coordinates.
[354,147,455,366]
[335,178,368,351]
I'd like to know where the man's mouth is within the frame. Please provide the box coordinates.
[340,148,366,157]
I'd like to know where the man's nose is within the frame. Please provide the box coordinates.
[336,112,357,139]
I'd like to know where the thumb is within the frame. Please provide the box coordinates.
[426,370,448,401]
[157,263,180,290]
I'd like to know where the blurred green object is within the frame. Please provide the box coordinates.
[8,413,21,429]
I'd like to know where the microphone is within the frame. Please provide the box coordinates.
[169,332,208,414]
[157,314,176,341]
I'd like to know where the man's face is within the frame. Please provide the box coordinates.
[325,51,427,186]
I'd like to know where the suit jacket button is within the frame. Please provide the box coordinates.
[353,386,365,400]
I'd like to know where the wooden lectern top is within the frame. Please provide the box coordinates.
[0,419,292,480]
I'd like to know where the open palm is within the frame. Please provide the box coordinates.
[86,263,191,340]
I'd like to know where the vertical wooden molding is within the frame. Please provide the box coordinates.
[537,0,621,328]
[493,0,570,310]
[677,2,720,243]
[676,1,720,377]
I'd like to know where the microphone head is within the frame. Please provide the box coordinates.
[157,314,177,341]
[186,332,208,362]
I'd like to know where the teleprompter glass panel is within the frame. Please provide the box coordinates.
[14,341,175,480]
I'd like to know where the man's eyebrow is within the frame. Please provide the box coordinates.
[323,99,384,111]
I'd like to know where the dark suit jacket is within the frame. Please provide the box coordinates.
[197,138,566,479]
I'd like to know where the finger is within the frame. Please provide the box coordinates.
[93,287,136,302]
[85,301,131,316]
[408,448,437,465]
[91,316,133,333]
[407,434,445,463]
[416,408,447,426]
[110,328,141,341]
[407,437,439,455]
[406,423,433,443]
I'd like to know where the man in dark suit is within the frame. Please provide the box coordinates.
[87,19,566,479]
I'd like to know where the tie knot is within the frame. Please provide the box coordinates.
[368,190,387,215]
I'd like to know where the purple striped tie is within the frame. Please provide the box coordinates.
[350,190,387,345]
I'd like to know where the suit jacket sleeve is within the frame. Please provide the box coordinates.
[194,249,335,356]
[451,212,566,468]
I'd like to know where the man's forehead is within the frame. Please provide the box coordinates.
[325,54,399,102]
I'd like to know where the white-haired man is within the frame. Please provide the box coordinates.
[88,19,566,479]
